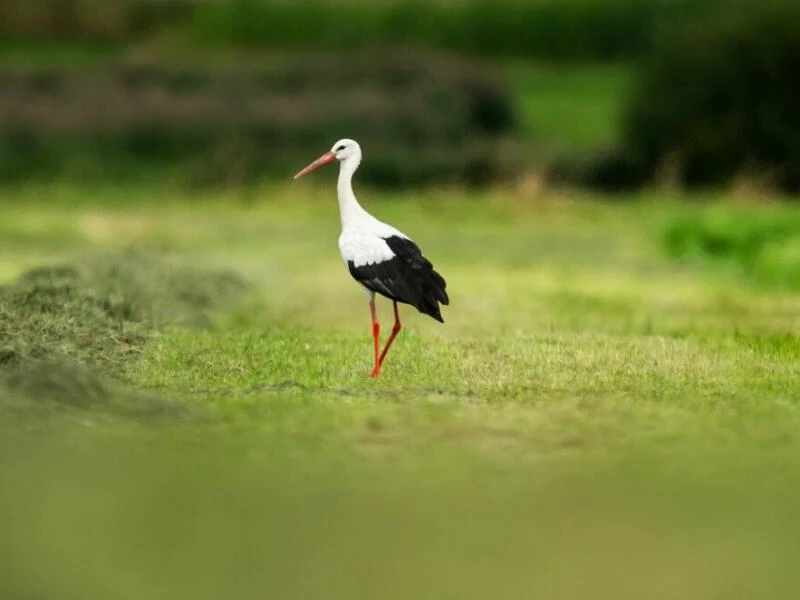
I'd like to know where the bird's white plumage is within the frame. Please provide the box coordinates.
[338,230,392,268]
[331,139,411,268]
[338,220,408,267]
[341,231,408,266]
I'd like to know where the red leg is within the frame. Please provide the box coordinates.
[378,301,402,367]
[369,297,381,378]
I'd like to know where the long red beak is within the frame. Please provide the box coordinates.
[294,151,336,179]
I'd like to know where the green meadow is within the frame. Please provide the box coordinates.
[506,62,630,150]
[1,181,799,598]
[0,32,799,596]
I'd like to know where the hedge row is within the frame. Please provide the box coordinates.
[1,0,722,61]
[548,0,800,195]
[0,49,518,187]
[621,0,800,193]
[0,0,189,40]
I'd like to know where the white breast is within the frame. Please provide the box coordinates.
[338,229,394,267]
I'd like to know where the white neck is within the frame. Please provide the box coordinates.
[336,154,368,229]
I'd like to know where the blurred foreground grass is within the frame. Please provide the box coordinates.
[1,183,799,598]
[3,437,800,600]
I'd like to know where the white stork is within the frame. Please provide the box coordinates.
[294,139,449,378]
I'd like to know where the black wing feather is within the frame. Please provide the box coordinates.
[348,235,449,322]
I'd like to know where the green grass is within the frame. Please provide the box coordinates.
[1,182,798,450]
[663,203,800,290]
[505,62,630,150]
[1,183,800,598]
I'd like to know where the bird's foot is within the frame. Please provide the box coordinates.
[368,366,381,378]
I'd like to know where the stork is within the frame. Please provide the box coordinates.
[294,139,449,378]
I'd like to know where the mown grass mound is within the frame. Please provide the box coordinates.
[0,49,517,187]
[0,250,250,418]
[0,360,183,422]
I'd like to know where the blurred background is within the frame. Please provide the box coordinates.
[1,1,800,599]
[0,0,797,193]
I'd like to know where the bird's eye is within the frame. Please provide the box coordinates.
[336,145,346,152]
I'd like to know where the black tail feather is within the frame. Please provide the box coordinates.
[358,235,449,323]
[415,268,448,322]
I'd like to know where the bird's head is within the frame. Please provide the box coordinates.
[294,139,361,179]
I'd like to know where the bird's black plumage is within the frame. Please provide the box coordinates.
[347,235,449,322]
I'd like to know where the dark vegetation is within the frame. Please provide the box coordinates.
[0,0,797,194]
[188,0,721,61]
[550,0,800,195]
[1,0,721,61]
[0,49,516,187]
[0,250,250,418]
[623,0,800,193]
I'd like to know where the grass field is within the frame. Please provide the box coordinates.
[505,62,630,150]
[1,182,799,598]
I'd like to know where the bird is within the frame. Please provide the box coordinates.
[294,139,449,378]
